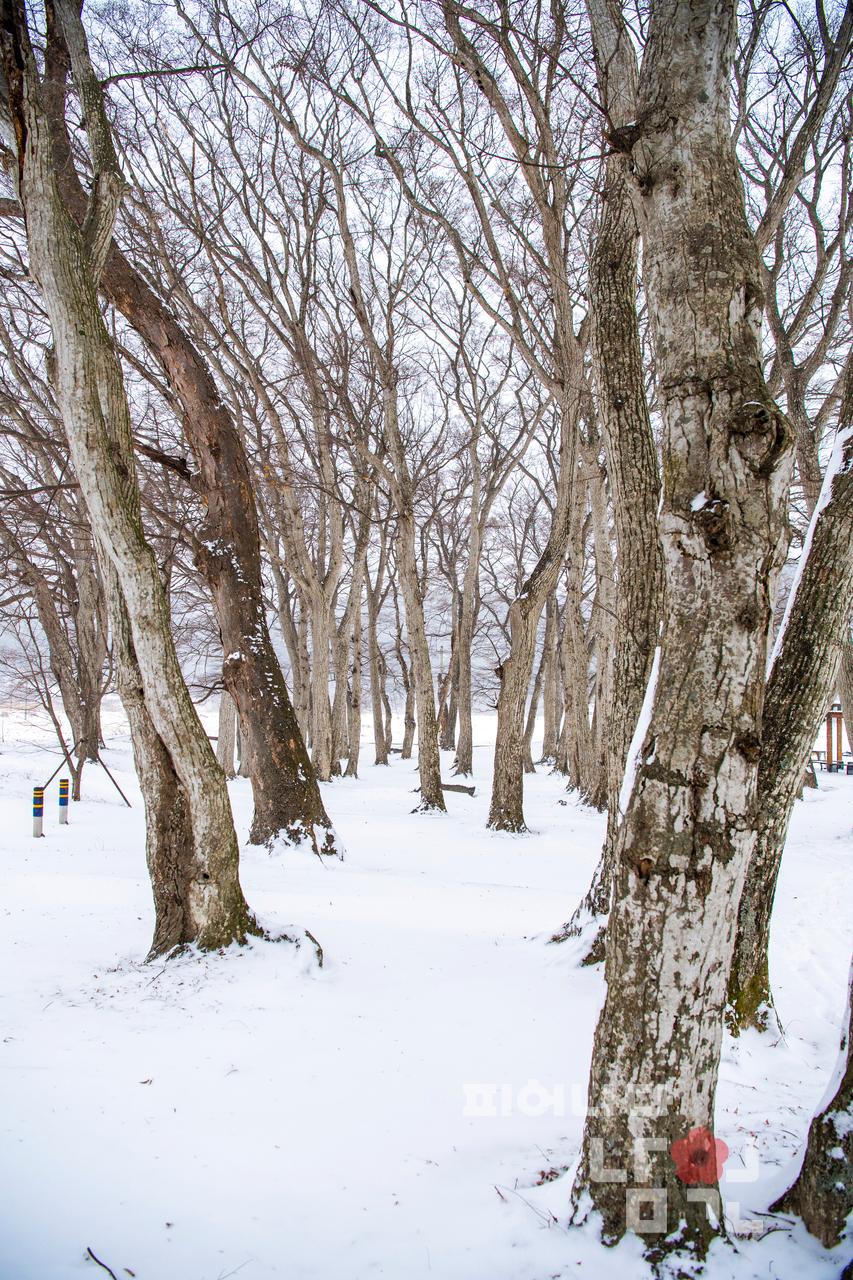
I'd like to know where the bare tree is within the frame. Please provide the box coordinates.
[21,5,337,852]
[572,0,793,1254]
[0,0,258,953]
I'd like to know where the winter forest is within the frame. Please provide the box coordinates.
[0,0,851,1276]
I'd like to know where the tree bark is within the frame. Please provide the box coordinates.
[345,589,363,778]
[539,594,559,763]
[454,522,482,777]
[557,0,663,948]
[729,427,853,1030]
[521,629,548,775]
[367,590,389,765]
[108,567,197,958]
[217,688,237,781]
[573,0,793,1252]
[309,597,334,781]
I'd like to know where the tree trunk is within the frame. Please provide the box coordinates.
[345,591,363,778]
[584,465,615,812]
[367,592,389,765]
[454,551,480,777]
[393,501,445,809]
[558,483,594,795]
[400,682,416,760]
[729,427,853,1030]
[573,0,793,1252]
[217,688,237,781]
[540,594,559,763]
[330,617,349,774]
[522,629,547,775]
[488,391,579,832]
[236,724,250,778]
[555,0,664,952]
[270,562,311,743]
[72,538,107,795]
[771,960,853,1248]
[309,599,334,781]
[109,574,197,958]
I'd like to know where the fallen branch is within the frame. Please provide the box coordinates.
[441,782,476,796]
[85,1247,119,1280]
[304,929,324,968]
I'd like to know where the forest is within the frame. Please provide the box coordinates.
[0,0,851,1276]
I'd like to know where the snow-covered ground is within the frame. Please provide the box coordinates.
[0,701,850,1279]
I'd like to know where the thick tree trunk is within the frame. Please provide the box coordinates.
[573,0,793,1253]
[585,448,616,813]
[217,688,237,781]
[555,0,663,952]
[729,428,853,1030]
[38,17,334,853]
[771,960,853,1248]
[108,573,196,958]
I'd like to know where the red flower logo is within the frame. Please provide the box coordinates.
[670,1126,729,1185]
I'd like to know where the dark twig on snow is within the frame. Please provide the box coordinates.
[304,929,324,968]
[85,1246,119,1280]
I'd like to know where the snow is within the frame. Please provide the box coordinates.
[0,701,851,1279]
[618,644,661,819]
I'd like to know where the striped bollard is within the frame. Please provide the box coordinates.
[33,786,44,838]
[59,778,69,825]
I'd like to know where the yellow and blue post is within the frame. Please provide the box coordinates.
[33,786,44,838]
[59,777,69,825]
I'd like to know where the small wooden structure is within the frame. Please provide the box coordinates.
[825,701,845,771]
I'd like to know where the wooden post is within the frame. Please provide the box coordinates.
[836,708,843,766]
[827,711,834,767]
[59,777,69,825]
